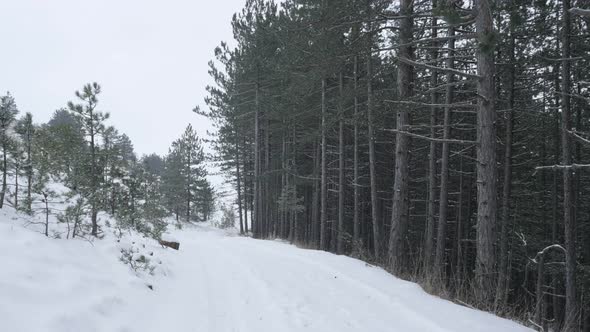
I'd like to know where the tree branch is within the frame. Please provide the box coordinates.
[569,8,590,17]
[397,56,480,80]
[383,129,476,145]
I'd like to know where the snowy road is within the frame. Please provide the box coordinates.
[1,220,532,332]
[130,226,531,332]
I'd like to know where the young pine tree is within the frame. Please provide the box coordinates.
[0,93,19,209]
[67,83,109,236]
[15,112,35,213]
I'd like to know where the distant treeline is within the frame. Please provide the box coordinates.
[0,83,214,239]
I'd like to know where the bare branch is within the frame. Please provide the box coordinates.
[570,7,590,17]
[569,130,590,145]
[535,164,590,172]
[397,56,480,80]
[383,129,476,145]
[386,100,477,109]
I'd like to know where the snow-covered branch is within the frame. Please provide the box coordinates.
[534,164,590,171]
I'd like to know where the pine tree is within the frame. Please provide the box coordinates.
[162,124,208,222]
[198,180,216,222]
[39,109,87,188]
[67,82,109,236]
[0,93,19,209]
[162,146,185,221]
[15,112,35,213]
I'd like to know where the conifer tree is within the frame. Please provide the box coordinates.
[67,83,109,236]
[15,113,34,213]
[0,93,19,209]
[162,124,208,222]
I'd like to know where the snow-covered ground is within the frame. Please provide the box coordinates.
[1,205,532,332]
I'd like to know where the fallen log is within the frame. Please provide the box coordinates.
[158,240,180,250]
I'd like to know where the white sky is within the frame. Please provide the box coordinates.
[0,0,245,157]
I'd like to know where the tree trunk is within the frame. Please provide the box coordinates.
[337,72,345,254]
[254,81,261,237]
[290,125,298,242]
[424,7,438,274]
[474,0,497,305]
[535,254,545,330]
[243,138,249,234]
[90,110,98,236]
[560,0,578,326]
[27,130,32,211]
[551,92,562,329]
[264,118,271,238]
[236,135,244,235]
[434,26,454,281]
[186,149,191,222]
[320,77,328,251]
[353,55,361,249]
[279,129,293,239]
[312,140,321,248]
[366,6,381,259]
[44,192,49,237]
[455,154,465,281]
[0,142,8,209]
[388,0,413,272]
[1,143,7,208]
[14,163,19,210]
[495,25,515,312]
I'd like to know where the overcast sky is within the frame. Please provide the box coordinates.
[0,0,245,157]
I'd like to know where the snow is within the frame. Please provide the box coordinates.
[1,206,533,332]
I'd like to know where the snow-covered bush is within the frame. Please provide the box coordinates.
[216,204,235,229]
[57,198,85,239]
[119,247,156,275]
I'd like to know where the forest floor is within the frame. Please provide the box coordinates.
[1,204,533,332]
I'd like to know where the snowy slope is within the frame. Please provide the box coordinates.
[1,209,532,332]
[0,206,170,332]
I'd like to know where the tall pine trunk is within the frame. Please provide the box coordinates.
[253,81,261,237]
[312,141,321,248]
[388,0,413,272]
[236,136,244,235]
[243,137,249,234]
[264,118,271,237]
[424,7,438,274]
[186,148,191,222]
[455,154,465,280]
[90,110,98,236]
[14,163,19,209]
[290,126,298,242]
[434,27,454,280]
[337,72,345,254]
[474,0,497,305]
[366,2,380,258]
[0,143,5,209]
[26,130,32,211]
[560,0,578,326]
[353,55,361,248]
[320,77,328,250]
[495,23,515,311]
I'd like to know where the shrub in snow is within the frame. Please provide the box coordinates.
[57,198,85,239]
[18,196,34,215]
[174,221,183,230]
[119,247,156,275]
[114,164,169,241]
[216,204,235,229]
